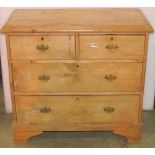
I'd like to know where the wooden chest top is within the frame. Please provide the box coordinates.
[1,8,153,33]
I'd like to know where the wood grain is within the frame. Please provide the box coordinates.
[1,8,153,33]
[2,9,153,144]
[12,62,143,92]
[6,35,17,120]
[13,91,141,96]
[13,122,141,143]
[79,35,145,60]
[13,129,42,144]
[9,35,75,60]
[15,95,139,124]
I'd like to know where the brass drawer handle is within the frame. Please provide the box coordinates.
[105,74,117,81]
[36,44,49,51]
[105,43,118,52]
[40,107,51,113]
[104,106,115,113]
[38,74,50,82]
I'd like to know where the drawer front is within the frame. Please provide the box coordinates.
[79,35,145,60]
[15,95,139,124]
[13,63,142,92]
[9,35,75,60]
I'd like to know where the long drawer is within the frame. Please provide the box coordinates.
[79,35,145,60]
[13,62,143,92]
[15,95,139,124]
[9,35,75,60]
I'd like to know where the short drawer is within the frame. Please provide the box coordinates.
[15,95,139,124]
[79,35,145,60]
[13,62,142,92]
[9,35,75,60]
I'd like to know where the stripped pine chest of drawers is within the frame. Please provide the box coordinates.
[1,8,153,144]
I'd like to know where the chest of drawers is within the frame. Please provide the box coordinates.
[1,8,153,144]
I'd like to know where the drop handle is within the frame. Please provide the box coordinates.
[105,43,118,52]
[36,44,49,51]
[40,107,51,113]
[38,74,50,82]
[105,74,117,81]
[103,106,115,114]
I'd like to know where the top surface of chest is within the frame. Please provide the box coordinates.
[1,8,153,33]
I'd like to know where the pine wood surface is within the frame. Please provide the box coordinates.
[12,63,143,92]
[1,8,153,33]
[15,95,139,124]
[9,35,75,60]
[2,8,153,144]
[79,35,145,60]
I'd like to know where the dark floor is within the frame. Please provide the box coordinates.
[0,81,155,148]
